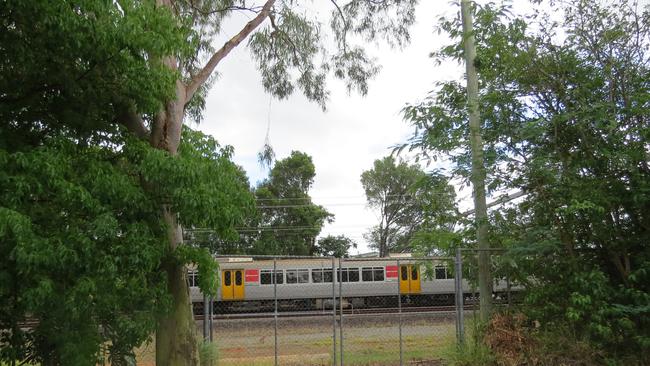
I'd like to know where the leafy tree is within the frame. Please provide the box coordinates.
[361,156,457,257]
[2,0,419,362]
[251,151,333,255]
[402,0,650,358]
[124,1,417,362]
[0,128,252,365]
[316,235,358,257]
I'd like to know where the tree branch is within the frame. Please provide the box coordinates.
[117,103,149,139]
[330,0,349,54]
[184,0,276,104]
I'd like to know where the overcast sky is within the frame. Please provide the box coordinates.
[192,0,647,254]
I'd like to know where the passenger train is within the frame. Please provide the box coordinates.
[188,256,510,314]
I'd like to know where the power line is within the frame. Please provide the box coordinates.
[256,202,368,209]
[185,191,527,235]
[253,193,453,202]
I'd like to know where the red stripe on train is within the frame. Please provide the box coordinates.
[385,265,398,278]
[244,269,259,282]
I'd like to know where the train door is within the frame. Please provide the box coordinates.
[221,269,245,300]
[410,265,421,293]
[400,265,410,294]
[399,264,421,294]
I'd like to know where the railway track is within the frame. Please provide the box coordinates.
[195,305,477,321]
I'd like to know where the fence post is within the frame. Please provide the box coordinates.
[209,296,213,342]
[331,257,337,366]
[507,274,512,308]
[338,257,344,366]
[274,259,278,366]
[203,294,209,340]
[397,259,403,366]
[455,247,465,346]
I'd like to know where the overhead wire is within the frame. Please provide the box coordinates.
[252,192,455,202]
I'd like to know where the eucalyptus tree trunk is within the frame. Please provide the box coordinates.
[141,2,275,365]
[151,78,201,366]
[460,0,492,322]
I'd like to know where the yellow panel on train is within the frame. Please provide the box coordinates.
[399,264,421,294]
[221,269,245,300]
[409,265,421,294]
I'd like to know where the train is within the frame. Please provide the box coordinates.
[188,256,513,314]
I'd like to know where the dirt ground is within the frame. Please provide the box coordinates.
[136,312,455,365]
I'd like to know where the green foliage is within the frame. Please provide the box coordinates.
[251,151,333,255]
[0,128,252,364]
[0,0,188,148]
[360,156,458,256]
[443,342,495,366]
[173,0,418,114]
[316,235,357,257]
[0,137,167,364]
[402,0,650,359]
[198,341,218,366]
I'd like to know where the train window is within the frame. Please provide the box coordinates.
[323,269,333,282]
[224,271,232,286]
[312,269,332,283]
[362,267,373,281]
[286,270,297,284]
[373,267,384,281]
[401,266,408,281]
[285,269,308,284]
[261,270,284,285]
[235,270,242,285]
[297,269,309,283]
[435,266,446,279]
[337,268,348,282]
[312,269,323,283]
[260,270,272,284]
[411,266,418,280]
[338,268,359,282]
[348,268,359,282]
[362,267,385,281]
[275,271,284,284]
[187,271,199,287]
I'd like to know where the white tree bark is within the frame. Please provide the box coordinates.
[460,0,493,322]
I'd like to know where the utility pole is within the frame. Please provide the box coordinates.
[460,0,492,322]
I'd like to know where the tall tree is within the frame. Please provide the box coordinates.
[460,0,492,322]
[253,151,333,255]
[0,1,252,363]
[361,156,456,257]
[124,2,418,363]
[3,0,419,362]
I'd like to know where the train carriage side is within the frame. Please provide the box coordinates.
[189,257,466,314]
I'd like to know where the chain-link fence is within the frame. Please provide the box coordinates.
[187,255,470,366]
[456,248,522,346]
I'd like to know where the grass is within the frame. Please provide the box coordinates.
[214,331,456,366]
[132,316,459,365]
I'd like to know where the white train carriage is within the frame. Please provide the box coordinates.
[189,257,464,313]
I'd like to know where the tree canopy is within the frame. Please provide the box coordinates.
[0,128,252,364]
[251,151,333,255]
[2,0,422,363]
[402,0,650,357]
[361,156,457,257]
[316,235,358,257]
[0,2,254,363]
